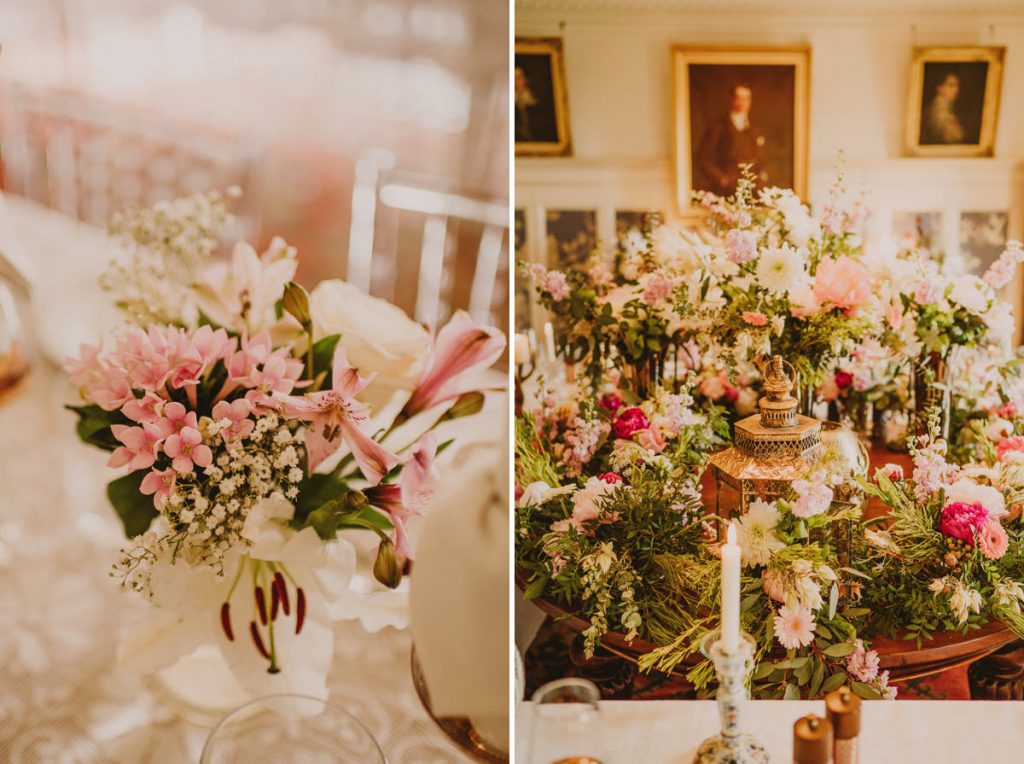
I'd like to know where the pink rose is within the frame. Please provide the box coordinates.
[635,427,667,454]
[598,393,625,413]
[741,311,768,327]
[834,370,854,390]
[812,256,872,311]
[978,520,1009,560]
[997,436,1024,461]
[613,407,650,439]
[939,501,989,545]
[598,472,623,484]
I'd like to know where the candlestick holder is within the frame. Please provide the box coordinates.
[693,631,768,764]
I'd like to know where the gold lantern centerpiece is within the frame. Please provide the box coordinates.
[709,356,823,518]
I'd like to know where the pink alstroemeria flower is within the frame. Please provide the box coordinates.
[402,310,505,418]
[212,399,255,442]
[286,346,398,481]
[140,467,177,508]
[108,422,169,471]
[365,433,438,559]
[164,426,213,474]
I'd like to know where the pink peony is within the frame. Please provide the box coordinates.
[978,520,1009,560]
[997,436,1024,461]
[613,407,650,439]
[635,427,667,454]
[741,311,768,327]
[812,256,872,311]
[598,393,625,413]
[939,501,989,545]
[834,370,854,390]
[598,472,623,484]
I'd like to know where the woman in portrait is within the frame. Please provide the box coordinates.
[922,70,966,144]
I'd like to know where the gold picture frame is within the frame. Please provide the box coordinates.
[905,46,1005,157]
[515,37,572,157]
[672,46,810,212]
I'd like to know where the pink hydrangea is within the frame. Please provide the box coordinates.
[812,256,871,311]
[725,228,758,264]
[939,502,989,545]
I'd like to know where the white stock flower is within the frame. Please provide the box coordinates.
[756,244,807,295]
[734,500,785,567]
[948,274,994,315]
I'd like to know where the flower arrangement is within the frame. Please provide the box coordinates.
[66,193,505,697]
[857,438,1024,644]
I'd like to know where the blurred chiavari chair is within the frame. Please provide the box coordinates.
[347,149,509,332]
[0,83,263,239]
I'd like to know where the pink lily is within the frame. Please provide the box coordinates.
[285,345,399,481]
[402,310,505,418]
[107,422,168,471]
[364,433,438,559]
[140,467,177,508]
[212,399,255,442]
[164,426,213,474]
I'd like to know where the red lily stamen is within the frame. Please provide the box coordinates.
[274,572,290,615]
[250,621,271,660]
[270,584,280,621]
[220,602,234,641]
[295,587,306,634]
[255,585,268,625]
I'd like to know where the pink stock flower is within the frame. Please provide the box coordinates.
[286,345,399,481]
[164,426,212,474]
[979,520,1009,560]
[812,256,871,311]
[640,271,674,305]
[914,280,940,306]
[542,270,571,301]
[365,433,438,559]
[613,407,650,439]
[108,422,169,471]
[402,310,506,418]
[741,311,768,327]
[997,436,1024,461]
[635,427,667,454]
[983,241,1023,290]
[846,640,880,682]
[140,467,177,509]
[212,399,255,442]
[725,228,758,264]
[939,502,989,545]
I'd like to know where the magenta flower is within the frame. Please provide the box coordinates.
[597,472,623,484]
[286,345,399,481]
[108,422,168,471]
[140,467,177,508]
[365,433,438,559]
[939,501,989,545]
[212,399,256,442]
[164,426,213,474]
[402,310,505,418]
[598,393,624,413]
[613,407,650,439]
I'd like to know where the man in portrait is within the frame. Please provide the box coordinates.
[921,71,966,144]
[694,83,767,195]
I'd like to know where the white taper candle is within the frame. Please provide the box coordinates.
[721,523,741,653]
[543,321,557,364]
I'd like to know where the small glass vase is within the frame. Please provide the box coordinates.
[200,694,387,763]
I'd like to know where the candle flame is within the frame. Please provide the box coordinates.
[727,523,736,545]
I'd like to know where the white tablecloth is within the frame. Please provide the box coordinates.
[0,195,492,762]
[516,699,1024,763]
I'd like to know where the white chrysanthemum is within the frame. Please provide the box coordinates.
[733,500,785,567]
[755,244,807,294]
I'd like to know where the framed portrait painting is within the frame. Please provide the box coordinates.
[672,46,810,211]
[905,47,1004,157]
[515,37,572,157]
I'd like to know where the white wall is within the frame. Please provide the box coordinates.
[515,2,1024,281]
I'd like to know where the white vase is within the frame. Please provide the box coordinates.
[148,645,253,727]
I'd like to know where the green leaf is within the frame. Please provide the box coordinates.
[523,575,549,601]
[106,471,157,538]
[775,656,810,669]
[828,583,839,620]
[306,501,341,539]
[794,659,813,684]
[337,505,394,532]
[310,334,341,378]
[783,683,801,700]
[820,673,848,693]
[851,681,882,700]
[753,662,776,680]
[809,659,826,697]
[822,642,857,658]
[67,404,119,451]
[294,472,349,524]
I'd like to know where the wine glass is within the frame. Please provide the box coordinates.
[527,678,607,764]
[200,694,387,763]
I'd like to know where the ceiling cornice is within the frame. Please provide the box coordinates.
[516,0,1024,16]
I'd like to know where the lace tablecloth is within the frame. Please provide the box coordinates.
[0,196,480,762]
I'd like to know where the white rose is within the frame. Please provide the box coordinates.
[309,280,430,404]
